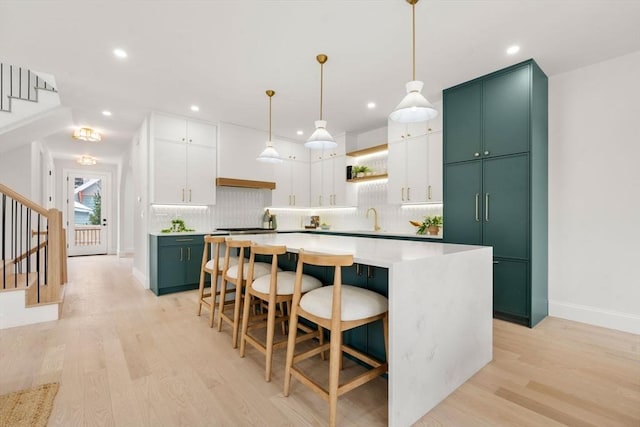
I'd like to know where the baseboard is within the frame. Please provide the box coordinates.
[549,300,640,335]
[132,267,149,289]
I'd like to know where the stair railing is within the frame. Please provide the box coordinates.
[0,183,66,304]
[0,63,57,113]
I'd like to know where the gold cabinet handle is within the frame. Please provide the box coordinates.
[187,247,191,260]
[401,188,405,201]
[485,193,490,222]
[475,193,480,222]
[182,189,185,202]
[407,187,411,201]
[474,152,480,157]
[293,195,296,205]
[484,151,490,156]
[319,195,322,206]
[179,247,183,261]
[189,189,192,202]
[428,185,432,200]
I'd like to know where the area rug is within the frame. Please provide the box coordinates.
[0,382,59,427]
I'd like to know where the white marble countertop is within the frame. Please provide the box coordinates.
[148,231,226,236]
[232,232,483,268]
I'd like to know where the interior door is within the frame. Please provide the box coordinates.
[66,171,109,256]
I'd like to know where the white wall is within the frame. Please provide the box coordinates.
[132,119,149,287]
[0,144,32,197]
[549,50,640,334]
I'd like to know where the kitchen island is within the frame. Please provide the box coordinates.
[239,232,493,426]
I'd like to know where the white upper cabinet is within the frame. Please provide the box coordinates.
[150,112,217,205]
[217,123,276,182]
[309,153,355,207]
[387,114,443,205]
[271,139,309,207]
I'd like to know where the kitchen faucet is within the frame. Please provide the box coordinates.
[366,207,381,232]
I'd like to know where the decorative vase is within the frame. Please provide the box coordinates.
[427,225,440,235]
[356,172,364,178]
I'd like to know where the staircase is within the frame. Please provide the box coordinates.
[0,62,71,154]
[0,183,67,329]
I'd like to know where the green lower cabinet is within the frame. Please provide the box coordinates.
[443,161,483,246]
[342,264,388,364]
[149,235,206,295]
[493,258,529,322]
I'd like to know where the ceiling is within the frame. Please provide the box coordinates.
[1,0,639,165]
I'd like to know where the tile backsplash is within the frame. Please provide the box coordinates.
[149,182,442,235]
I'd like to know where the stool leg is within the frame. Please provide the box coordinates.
[239,288,253,358]
[217,277,228,332]
[231,280,243,348]
[283,302,300,396]
[196,268,207,316]
[208,268,220,328]
[328,322,341,427]
[265,295,277,382]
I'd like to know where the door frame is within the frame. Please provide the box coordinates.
[63,169,111,256]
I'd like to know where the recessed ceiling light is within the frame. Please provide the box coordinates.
[367,102,376,109]
[296,130,304,135]
[190,105,200,112]
[506,45,520,55]
[113,48,127,59]
[102,110,112,116]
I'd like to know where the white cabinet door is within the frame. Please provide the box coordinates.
[426,130,443,203]
[153,140,187,204]
[387,141,405,204]
[272,161,293,207]
[330,155,355,206]
[154,114,187,143]
[405,136,428,203]
[187,121,216,147]
[186,144,216,205]
[321,156,335,206]
[309,160,323,207]
[291,160,309,207]
[388,120,429,142]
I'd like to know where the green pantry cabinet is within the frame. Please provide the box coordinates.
[443,59,548,327]
[149,234,206,295]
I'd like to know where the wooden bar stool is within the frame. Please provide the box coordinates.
[217,238,274,348]
[196,235,237,327]
[283,250,389,427]
[239,244,322,382]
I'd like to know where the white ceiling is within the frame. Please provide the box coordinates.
[1,0,639,165]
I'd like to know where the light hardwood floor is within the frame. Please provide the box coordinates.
[0,255,638,426]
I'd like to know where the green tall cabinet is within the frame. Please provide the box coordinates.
[443,59,548,327]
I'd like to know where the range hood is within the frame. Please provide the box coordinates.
[216,177,276,190]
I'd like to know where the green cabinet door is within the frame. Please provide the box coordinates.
[157,245,186,289]
[493,258,529,319]
[366,266,388,363]
[482,154,529,259]
[443,161,483,245]
[342,264,368,355]
[483,65,531,157]
[444,81,482,164]
[185,242,204,285]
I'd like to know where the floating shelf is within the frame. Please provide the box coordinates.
[347,173,388,183]
[346,144,388,157]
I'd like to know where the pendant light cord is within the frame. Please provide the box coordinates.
[412,1,416,81]
[320,62,324,121]
[268,95,272,141]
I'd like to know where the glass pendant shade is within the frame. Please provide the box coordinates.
[305,120,337,150]
[389,80,438,123]
[257,141,283,163]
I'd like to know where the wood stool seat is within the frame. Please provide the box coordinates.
[283,250,389,427]
[240,244,323,382]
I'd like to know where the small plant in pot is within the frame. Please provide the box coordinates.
[353,165,372,178]
[416,215,443,236]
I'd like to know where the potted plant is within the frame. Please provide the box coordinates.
[353,165,372,178]
[416,215,443,235]
[161,218,195,233]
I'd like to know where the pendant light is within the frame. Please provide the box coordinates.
[305,54,337,150]
[389,0,438,123]
[257,90,283,163]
